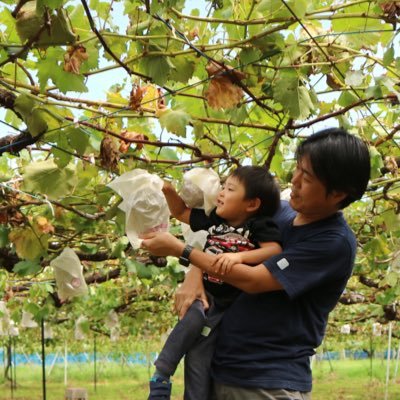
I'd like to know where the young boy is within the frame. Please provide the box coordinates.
[149,166,282,400]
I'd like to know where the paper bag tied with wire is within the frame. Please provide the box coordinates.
[50,247,88,302]
[108,169,170,248]
[179,168,221,250]
[179,168,221,215]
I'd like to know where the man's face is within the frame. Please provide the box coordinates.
[290,155,343,223]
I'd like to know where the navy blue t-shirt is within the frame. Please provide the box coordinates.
[211,201,357,392]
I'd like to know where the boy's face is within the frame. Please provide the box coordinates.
[216,175,256,226]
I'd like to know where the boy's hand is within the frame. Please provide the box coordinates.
[212,253,243,275]
[162,180,174,193]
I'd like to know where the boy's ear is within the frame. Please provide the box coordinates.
[246,197,261,213]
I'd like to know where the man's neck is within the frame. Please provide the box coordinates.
[293,211,338,226]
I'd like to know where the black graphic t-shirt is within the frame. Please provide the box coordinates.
[190,208,281,308]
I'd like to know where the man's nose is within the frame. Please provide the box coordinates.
[291,170,301,185]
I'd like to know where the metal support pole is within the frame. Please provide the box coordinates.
[94,335,97,393]
[41,319,46,400]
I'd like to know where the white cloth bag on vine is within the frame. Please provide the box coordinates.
[179,168,220,250]
[107,169,170,249]
[50,247,88,301]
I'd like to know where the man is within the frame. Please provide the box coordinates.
[142,128,370,400]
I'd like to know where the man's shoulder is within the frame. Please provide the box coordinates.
[273,200,296,225]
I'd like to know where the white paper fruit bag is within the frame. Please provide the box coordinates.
[179,168,220,215]
[108,169,170,248]
[51,247,88,301]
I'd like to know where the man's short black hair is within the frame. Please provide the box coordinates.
[230,166,280,217]
[296,128,371,209]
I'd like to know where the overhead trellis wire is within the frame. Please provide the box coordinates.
[279,0,400,149]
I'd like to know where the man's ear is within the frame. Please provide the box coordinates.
[329,190,347,207]
[246,197,261,213]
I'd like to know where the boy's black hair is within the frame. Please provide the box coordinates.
[296,128,371,209]
[230,166,280,217]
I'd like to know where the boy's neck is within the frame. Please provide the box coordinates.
[226,211,256,228]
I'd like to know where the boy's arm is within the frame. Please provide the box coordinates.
[162,181,191,225]
[213,242,282,275]
[238,242,282,265]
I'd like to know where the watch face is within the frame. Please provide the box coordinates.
[179,256,190,267]
[179,245,193,267]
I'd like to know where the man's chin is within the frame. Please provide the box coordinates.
[289,198,299,211]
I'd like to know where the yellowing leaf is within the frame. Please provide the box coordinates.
[9,228,48,261]
[141,85,159,112]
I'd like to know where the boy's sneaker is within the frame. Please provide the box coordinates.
[148,376,172,400]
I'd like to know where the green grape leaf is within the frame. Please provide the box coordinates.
[22,159,77,199]
[66,127,90,155]
[0,226,9,248]
[369,146,384,179]
[140,56,173,86]
[338,91,359,107]
[383,46,395,67]
[37,0,64,10]
[273,70,314,120]
[53,70,89,94]
[158,108,191,137]
[169,57,196,84]
[13,260,42,276]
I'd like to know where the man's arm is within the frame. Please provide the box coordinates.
[141,232,283,294]
[174,265,209,319]
[162,181,191,225]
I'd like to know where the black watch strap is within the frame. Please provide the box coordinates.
[179,245,194,267]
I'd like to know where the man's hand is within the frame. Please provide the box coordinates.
[175,267,209,319]
[212,252,243,275]
[141,232,184,257]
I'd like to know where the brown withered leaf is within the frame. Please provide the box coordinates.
[187,26,199,41]
[0,210,8,225]
[64,45,89,75]
[129,84,147,111]
[380,2,400,18]
[205,61,246,81]
[35,216,55,234]
[9,210,24,226]
[384,156,399,176]
[157,88,166,110]
[119,130,149,153]
[100,136,119,170]
[205,61,246,110]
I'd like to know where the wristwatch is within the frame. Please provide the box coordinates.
[179,245,194,267]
